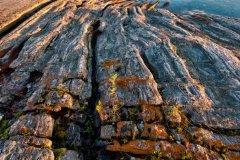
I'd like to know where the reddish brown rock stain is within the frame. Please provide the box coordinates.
[226,151,240,160]
[141,105,163,123]
[141,124,168,140]
[102,60,120,70]
[115,75,149,89]
[106,140,185,158]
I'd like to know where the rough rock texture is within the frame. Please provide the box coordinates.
[0,0,239,159]
[0,139,54,160]
[61,150,82,160]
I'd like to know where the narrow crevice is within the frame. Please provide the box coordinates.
[87,19,101,110]
[76,0,87,8]
[0,0,56,39]
[0,47,13,58]
[80,19,102,160]
[28,70,43,83]
[0,68,14,83]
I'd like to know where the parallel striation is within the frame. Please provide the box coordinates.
[0,0,239,159]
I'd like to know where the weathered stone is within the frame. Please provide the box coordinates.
[100,125,116,140]
[189,144,221,160]
[0,0,240,159]
[141,105,163,123]
[0,139,54,160]
[98,106,111,122]
[96,8,163,107]
[163,105,182,124]
[106,140,185,159]
[182,11,240,49]
[116,121,139,138]
[69,79,92,100]
[191,127,240,151]
[0,0,239,127]
[226,151,240,160]
[66,123,82,147]
[171,129,188,143]
[61,150,82,160]
[45,92,73,111]
[10,135,52,148]
[228,144,240,153]
[9,113,54,138]
[0,71,30,108]
[141,124,168,140]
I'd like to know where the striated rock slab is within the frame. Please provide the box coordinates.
[96,11,163,106]
[0,0,238,130]
[9,113,54,138]
[0,0,239,159]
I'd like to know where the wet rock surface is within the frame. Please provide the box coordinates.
[0,0,239,159]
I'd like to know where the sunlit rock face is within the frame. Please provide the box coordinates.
[0,0,239,159]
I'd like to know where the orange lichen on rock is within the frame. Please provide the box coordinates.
[141,124,168,140]
[25,146,35,153]
[227,144,240,152]
[42,105,62,112]
[162,105,182,124]
[106,140,152,155]
[189,144,221,160]
[19,126,28,135]
[97,101,110,121]
[192,127,225,149]
[102,60,120,70]
[115,75,149,89]
[204,139,224,150]
[226,151,240,160]
[116,121,138,138]
[141,105,163,123]
[106,140,185,158]
[11,135,52,148]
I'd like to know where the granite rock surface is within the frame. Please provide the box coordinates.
[0,0,239,159]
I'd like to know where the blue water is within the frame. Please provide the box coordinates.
[160,0,240,18]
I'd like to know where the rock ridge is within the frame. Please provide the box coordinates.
[0,0,239,159]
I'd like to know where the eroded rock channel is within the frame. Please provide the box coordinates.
[0,0,239,159]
